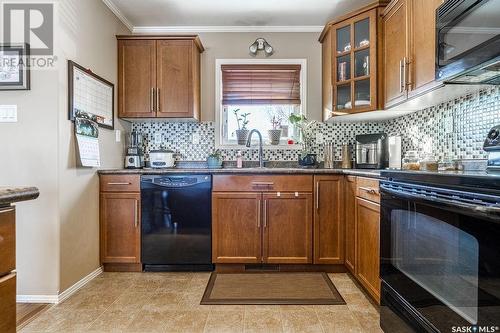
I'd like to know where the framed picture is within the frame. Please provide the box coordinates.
[68,60,114,129]
[0,43,30,90]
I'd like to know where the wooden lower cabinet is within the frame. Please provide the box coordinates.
[100,192,141,265]
[344,176,357,273]
[313,176,344,264]
[212,192,262,263]
[0,273,16,333]
[211,175,314,265]
[356,197,381,302]
[264,193,313,264]
[0,207,16,333]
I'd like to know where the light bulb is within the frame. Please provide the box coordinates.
[249,41,258,54]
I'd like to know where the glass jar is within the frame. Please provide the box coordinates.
[438,156,456,171]
[419,154,439,171]
[402,151,420,170]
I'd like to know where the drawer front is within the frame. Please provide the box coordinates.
[100,175,140,192]
[0,273,16,333]
[213,175,313,192]
[356,177,380,203]
[0,208,15,277]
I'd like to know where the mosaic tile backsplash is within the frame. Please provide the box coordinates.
[132,86,500,162]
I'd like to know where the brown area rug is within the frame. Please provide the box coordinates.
[201,272,346,305]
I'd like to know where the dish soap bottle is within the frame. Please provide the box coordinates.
[236,150,243,168]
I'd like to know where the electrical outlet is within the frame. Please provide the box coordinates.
[115,130,121,142]
[154,132,163,145]
[0,105,17,122]
[316,133,324,145]
[192,133,200,145]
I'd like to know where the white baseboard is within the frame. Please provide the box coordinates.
[16,294,59,304]
[16,266,103,304]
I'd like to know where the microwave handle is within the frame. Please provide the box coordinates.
[380,184,500,218]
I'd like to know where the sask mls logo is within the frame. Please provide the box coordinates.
[3,3,54,55]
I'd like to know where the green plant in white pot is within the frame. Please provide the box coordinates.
[233,109,250,145]
[289,114,318,166]
[207,149,223,169]
[268,116,282,145]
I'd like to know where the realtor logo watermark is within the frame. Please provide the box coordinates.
[2,2,56,69]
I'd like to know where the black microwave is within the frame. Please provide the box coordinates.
[436,0,500,84]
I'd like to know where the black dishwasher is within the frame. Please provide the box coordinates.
[141,175,213,271]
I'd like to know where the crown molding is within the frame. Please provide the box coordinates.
[132,25,324,34]
[101,0,134,32]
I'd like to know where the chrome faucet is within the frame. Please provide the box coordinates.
[246,129,265,168]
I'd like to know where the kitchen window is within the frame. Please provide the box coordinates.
[216,59,306,147]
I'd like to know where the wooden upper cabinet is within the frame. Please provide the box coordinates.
[212,192,262,264]
[319,1,388,120]
[100,192,141,264]
[344,176,356,273]
[157,40,200,119]
[118,40,156,118]
[408,0,444,96]
[383,0,409,107]
[263,193,313,264]
[356,197,381,303]
[382,0,444,108]
[313,176,344,264]
[117,36,203,120]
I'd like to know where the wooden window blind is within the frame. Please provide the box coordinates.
[222,64,301,105]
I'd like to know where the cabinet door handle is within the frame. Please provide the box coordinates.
[257,199,261,228]
[150,88,155,112]
[263,200,267,228]
[359,186,378,195]
[252,182,274,186]
[134,200,139,228]
[399,59,404,93]
[315,182,320,211]
[403,57,407,92]
[156,88,160,112]
[107,182,131,186]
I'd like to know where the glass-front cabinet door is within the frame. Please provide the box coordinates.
[333,10,377,114]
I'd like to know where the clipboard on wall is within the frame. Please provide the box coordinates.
[68,60,114,129]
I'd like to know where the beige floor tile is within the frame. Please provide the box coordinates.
[279,305,319,313]
[21,271,381,333]
[87,308,137,332]
[281,310,323,333]
[126,309,171,333]
[141,291,183,311]
[80,277,134,294]
[317,310,363,333]
[162,310,209,333]
[204,309,244,333]
[244,305,282,313]
[20,308,101,333]
[56,290,121,311]
[244,309,283,333]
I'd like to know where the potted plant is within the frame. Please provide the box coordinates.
[268,115,282,145]
[233,109,250,145]
[289,114,318,167]
[207,149,223,169]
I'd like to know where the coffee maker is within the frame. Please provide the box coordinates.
[125,131,144,169]
[355,133,388,169]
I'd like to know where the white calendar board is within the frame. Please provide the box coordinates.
[69,60,114,129]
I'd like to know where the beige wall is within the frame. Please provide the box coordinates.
[0,0,129,296]
[198,32,322,122]
[56,0,130,292]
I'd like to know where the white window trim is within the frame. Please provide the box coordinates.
[215,58,307,150]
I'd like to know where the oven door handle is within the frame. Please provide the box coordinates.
[380,184,500,218]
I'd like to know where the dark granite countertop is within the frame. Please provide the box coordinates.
[0,187,40,206]
[97,167,382,179]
